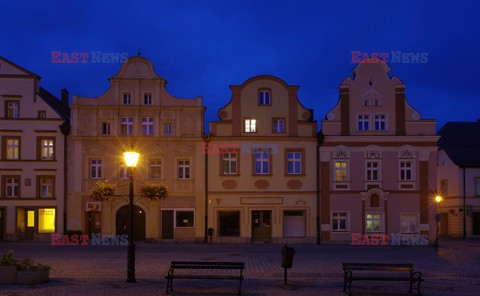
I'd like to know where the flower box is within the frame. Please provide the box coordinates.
[16,270,49,285]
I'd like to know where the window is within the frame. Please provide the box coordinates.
[366,161,380,181]
[38,208,55,233]
[164,123,173,136]
[366,213,383,233]
[258,90,271,105]
[119,165,131,179]
[334,161,348,181]
[287,151,302,175]
[475,177,480,197]
[400,161,414,181]
[254,149,269,175]
[440,179,448,197]
[90,159,102,179]
[121,117,133,135]
[144,93,152,105]
[175,210,194,227]
[370,194,380,207]
[123,93,131,104]
[142,117,154,135]
[332,212,349,231]
[273,118,285,133]
[38,111,46,118]
[149,160,162,179]
[39,138,55,160]
[5,101,19,118]
[38,176,54,198]
[218,211,240,237]
[4,137,20,160]
[222,151,238,175]
[102,122,111,135]
[178,160,190,179]
[374,114,386,131]
[363,99,369,106]
[357,114,369,131]
[244,119,256,133]
[3,176,20,197]
[401,214,418,233]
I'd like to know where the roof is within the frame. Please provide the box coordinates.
[38,87,70,121]
[437,121,480,167]
[0,56,41,78]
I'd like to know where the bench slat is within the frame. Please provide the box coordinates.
[167,275,243,280]
[350,276,419,281]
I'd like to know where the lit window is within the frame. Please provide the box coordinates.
[5,138,19,160]
[254,150,269,175]
[121,117,133,135]
[90,159,102,179]
[123,93,131,104]
[332,212,348,231]
[142,117,154,135]
[102,122,111,135]
[164,123,173,136]
[39,176,54,197]
[40,138,54,160]
[150,160,162,179]
[38,208,55,233]
[175,210,194,227]
[258,90,271,105]
[374,114,386,131]
[222,151,238,175]
[178,160,190,179]
[400,161,414,181]
[5,101,19,118]
[144,93,152,105]
[273,118,285,133]
[357,114,369,131]
[401,214,418,233]
[366,161,380,181]
[245,119,256,133]
[287,151,302,175]
[334,161,348,181]
[366,213,382,233]
[4,177,20,197]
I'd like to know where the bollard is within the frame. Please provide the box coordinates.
[281,244,295,284]
[207,227,214,244]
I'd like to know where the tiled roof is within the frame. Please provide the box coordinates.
[437,121,480,167]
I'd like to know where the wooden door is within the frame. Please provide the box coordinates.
[0,208,4,240]
[162,210,174,239]
[25,209,35,240]
[252,210,272,242]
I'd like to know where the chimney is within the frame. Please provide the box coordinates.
[61,88,69,107]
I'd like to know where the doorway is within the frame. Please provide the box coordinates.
[0,208,4,241]
[473,213,480,235]
[252,210,272,242]
[116,205,146,241]
[162,210,174,239]
[16,208,35,240]
[86,212,102,238]
[439,213,448,237]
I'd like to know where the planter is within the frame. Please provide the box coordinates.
[16,270,49,285]
[0,266,16,284]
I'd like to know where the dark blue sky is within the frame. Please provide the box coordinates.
[1,0,479,131]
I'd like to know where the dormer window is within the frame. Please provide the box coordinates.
[258,90,271,105]
[5,101,19,118]
[123,93,131,105]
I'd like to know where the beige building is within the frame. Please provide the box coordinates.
[207,75,318,243]
[437,121,480,238]
[320,62,438,242]
[0,56,69,241]
[68,56,205,241]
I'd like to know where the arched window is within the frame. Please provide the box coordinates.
[370,194,379,207]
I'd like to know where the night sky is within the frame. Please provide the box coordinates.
[1,0,479,131]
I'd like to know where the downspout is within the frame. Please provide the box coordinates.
[463,167,466,239]
[203,134,210,243]
[316,132,324,245]
[60,121,70,234]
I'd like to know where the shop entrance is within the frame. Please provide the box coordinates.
[251,210,272,242]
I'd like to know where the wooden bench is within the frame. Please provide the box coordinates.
[342,263,423,295]
[165,261,245,294]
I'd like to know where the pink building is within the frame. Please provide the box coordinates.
[319,62,438,243]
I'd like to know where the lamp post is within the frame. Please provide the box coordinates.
[435,195,443,252]
[124,150,139,283]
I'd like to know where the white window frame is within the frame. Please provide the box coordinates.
[149,160,162,179]
[177,160,190,180]
[164,123,173,136]
[365,212,383,233]
[123,93,131,105]
[144,93,152,105]
[90,159,102,179]
[6,138,19,160]
[244,119,256,133]
[174,209,195,228]
[331,211,350,232]
[273,118,285,133]
[102,122,111,135]
[40,139,54,160]
[357,114,370,131]
[6,101,19,118]
[399,160,415,181]
[222,152,238,175]
[374,114,387,131]
[334,160,349,181]
[121,117,133,135]
[142,117,154,136]
[366,160,381,181]
[287,151,302,175]
[254,149,269,175]
[119,165,130,179]
[258,90,271,105]
[5,177,19,197]
[39,176,54,198]
[400,213,419,234]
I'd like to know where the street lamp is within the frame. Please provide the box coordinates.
[123,150,139,283]
[435,195,443,252]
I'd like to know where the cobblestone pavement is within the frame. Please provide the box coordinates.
[0,238,479,295]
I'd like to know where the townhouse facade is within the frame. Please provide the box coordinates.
[68,55,205,241]
[0,56,69,241]
[206,76,318,243]
[319,62,438,242]
[437,121,480,238]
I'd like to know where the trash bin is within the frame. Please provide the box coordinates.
[207,227,214,243]
[281,245,295,268]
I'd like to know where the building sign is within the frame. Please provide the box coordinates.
[86,202,101,212]
[38,208,55,233]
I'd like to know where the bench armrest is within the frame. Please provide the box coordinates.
[410,271,422,281]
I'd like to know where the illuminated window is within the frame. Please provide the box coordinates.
[244,119,256,133]
[38,176,54,198]
[334,161,348,181]
[258,90,271,105]
[39,138,55,160]
[149,160,162,179]
[27,210,35,227]
[366,213,383,233]
[38,208,55,233]
[4,138,19,160]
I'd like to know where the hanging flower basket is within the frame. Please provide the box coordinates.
[91,180,115,201]
[139,183,168,201]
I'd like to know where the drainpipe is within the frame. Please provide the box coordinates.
[316,132,324,245]
[203,134,210,243]
[60,121,70,235]
[463,167,466,239]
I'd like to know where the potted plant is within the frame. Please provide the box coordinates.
[139,183,169,201]
[0,250,17,284]
[16,257,50,285]
[91,180,115,201]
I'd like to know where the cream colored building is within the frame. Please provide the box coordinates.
[207,75,318,243]
[68,56,205,241]
[0,56,69,241]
